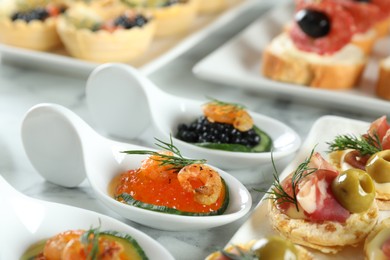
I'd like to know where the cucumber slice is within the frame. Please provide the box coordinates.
[194,126,272,153]
[116,179,229,216]
[20,240,45,260]
[100,231,148,260]
[20,231,148,260]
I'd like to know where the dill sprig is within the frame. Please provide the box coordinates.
[265,148,317,212]
[80,222,101,259]
[204,97,246,110]
[121,136,206,172]
[327,133,381,156]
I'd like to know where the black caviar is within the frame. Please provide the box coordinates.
[176,116,260,147]
[11,8,49,23]
[114,14,148,29]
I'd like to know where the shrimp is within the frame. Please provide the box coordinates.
[43,229,123,260]
[139,151,177,180]
[177,164,222,205]
[61,236,123,260]
[202,102,253,132]
[43,230,84,260]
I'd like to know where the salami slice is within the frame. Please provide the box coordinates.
[371,0,390,21]
[335,0,381,33]
[290,1,355,54]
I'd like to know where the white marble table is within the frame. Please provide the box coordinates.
[0,1,379,260]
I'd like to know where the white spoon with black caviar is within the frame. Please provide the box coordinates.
[85,63,301,170]
[21,103,252,231]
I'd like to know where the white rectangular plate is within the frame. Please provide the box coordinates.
[193,1,390,115]
[0,0,255,76]
[227,115,390,260]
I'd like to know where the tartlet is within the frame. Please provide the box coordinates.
[56,3,155,62]
[328,116,390,210]
[268,151,379,254]
[206,237,313,260]
[196,0,226,14]
[0,2,64,51]
[364,217,390,259]
[140,0,198,37]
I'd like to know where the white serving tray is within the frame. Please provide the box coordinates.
[0,0,256,76]
[225,115,390,260]
[193,1,390,115]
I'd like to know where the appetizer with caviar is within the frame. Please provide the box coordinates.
[21,225,148,260]
[364,217,390,260]
[296,0,382,54]
[369,0,390,38]
[0,0,65,50]
[57,1,155,62]
[176,99,272,153]
[110,137,229,216]
[268,149,378,253]
[121,0,197,37]
[205,236,313,260]
[328,115,390,209]
[262,0,366,89]
[196,0,226,14]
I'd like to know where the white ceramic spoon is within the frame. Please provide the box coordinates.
[86,63,301,170]
[21,103,252,231]
[0,175,174,259]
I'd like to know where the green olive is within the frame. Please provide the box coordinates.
[366,150,390,183]
[331,169,375,213]
[251,236,298,260]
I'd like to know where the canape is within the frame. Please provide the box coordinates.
[56,2,155,62]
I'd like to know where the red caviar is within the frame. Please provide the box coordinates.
[112,169,226,213]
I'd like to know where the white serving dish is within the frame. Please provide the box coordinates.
[223,115,390,260]
[193,1,390,115]
[0,0,257,76]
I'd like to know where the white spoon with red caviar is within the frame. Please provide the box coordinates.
[21,103,252,231]
[0,175,174,259]
[86,63,301,170]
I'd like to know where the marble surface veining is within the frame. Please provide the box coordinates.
[0,1,380,259]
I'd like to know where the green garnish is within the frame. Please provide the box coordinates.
[121,136,206,172]
[327,133,382,156]
[265,148,317,212]
[220,246,257,260]
[204,97,245,110]
[80,222,101,259]
[120,0,173,8]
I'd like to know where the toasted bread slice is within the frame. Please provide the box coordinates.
[374,17,390,39]
[268,199,379,254]
[351,29,377,55]
[261,33,367,90]
[376,57,390,100]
